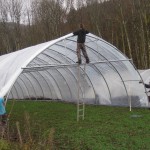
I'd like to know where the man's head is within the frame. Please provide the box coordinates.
[79,23,84,29]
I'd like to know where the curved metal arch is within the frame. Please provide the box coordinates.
[7,71,36,101]
[86,42,113,102]
[3,34,74,99]
[9,91,13,99]
[3,33,115,100]
[29,71,49,98]
[85,40,113,101]
[92,40,112,101]
[31,57,62,99]
[41,49,84,96]
[31,58,63,100]
[5,81,20,104]
[11,83,20,99]
[6,85,14,101]
[92,65,112,102]
[20,36,96,101]
[54,42,81,61]
[39,71,58,99]
[14,79,25,99]
[29,61,53,99]
[84,39,130,104]
[87,34,129,59]
[5,33,136,105]
[51,42,97,94]
[65,37,129,103]
[28,62,50,99]
[31,60,62,100]
[20,74,36,100]
[44,70,63,100]
[63,35,122,63]
[33,55,67,99]
[54,40,112,99]
[36,72,53,99]
[33,57,73,99]
[86,36,131,72]
[24,37,129,104]
[40,48,95,99]
[65,36,124,59]
[6,86,15,101]
[26,72,45,99]
[18,76,31,99]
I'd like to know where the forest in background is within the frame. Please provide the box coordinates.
[0,0,150,69]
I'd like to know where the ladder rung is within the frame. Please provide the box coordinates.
[78,109,84,111]
[78,106,84,109]
[79,103,84,105]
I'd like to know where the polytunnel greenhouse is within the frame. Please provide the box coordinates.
[0,33,148,107]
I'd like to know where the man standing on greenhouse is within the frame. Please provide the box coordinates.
[73,23,90,64]
[0,96,7,126]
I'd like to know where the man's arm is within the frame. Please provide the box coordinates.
[73,30,79,36]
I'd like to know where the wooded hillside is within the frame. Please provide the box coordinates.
[0,0,150,69]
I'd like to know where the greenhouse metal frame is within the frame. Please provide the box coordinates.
[0,33,148,112]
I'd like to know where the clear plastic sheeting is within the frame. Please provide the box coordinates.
[140,69,150,83]
[0,33,148,107]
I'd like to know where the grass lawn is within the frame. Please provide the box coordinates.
[2,100,150,150]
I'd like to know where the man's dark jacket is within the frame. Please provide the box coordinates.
[73,28,89,43]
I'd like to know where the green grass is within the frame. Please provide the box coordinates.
[3,101,150,150]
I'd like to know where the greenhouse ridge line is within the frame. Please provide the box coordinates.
[22,59,132,70]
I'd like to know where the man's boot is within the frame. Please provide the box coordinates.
[86,58,90,64]
[76,60,82,64]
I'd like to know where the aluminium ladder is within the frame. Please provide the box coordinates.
[77,64,86,121]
